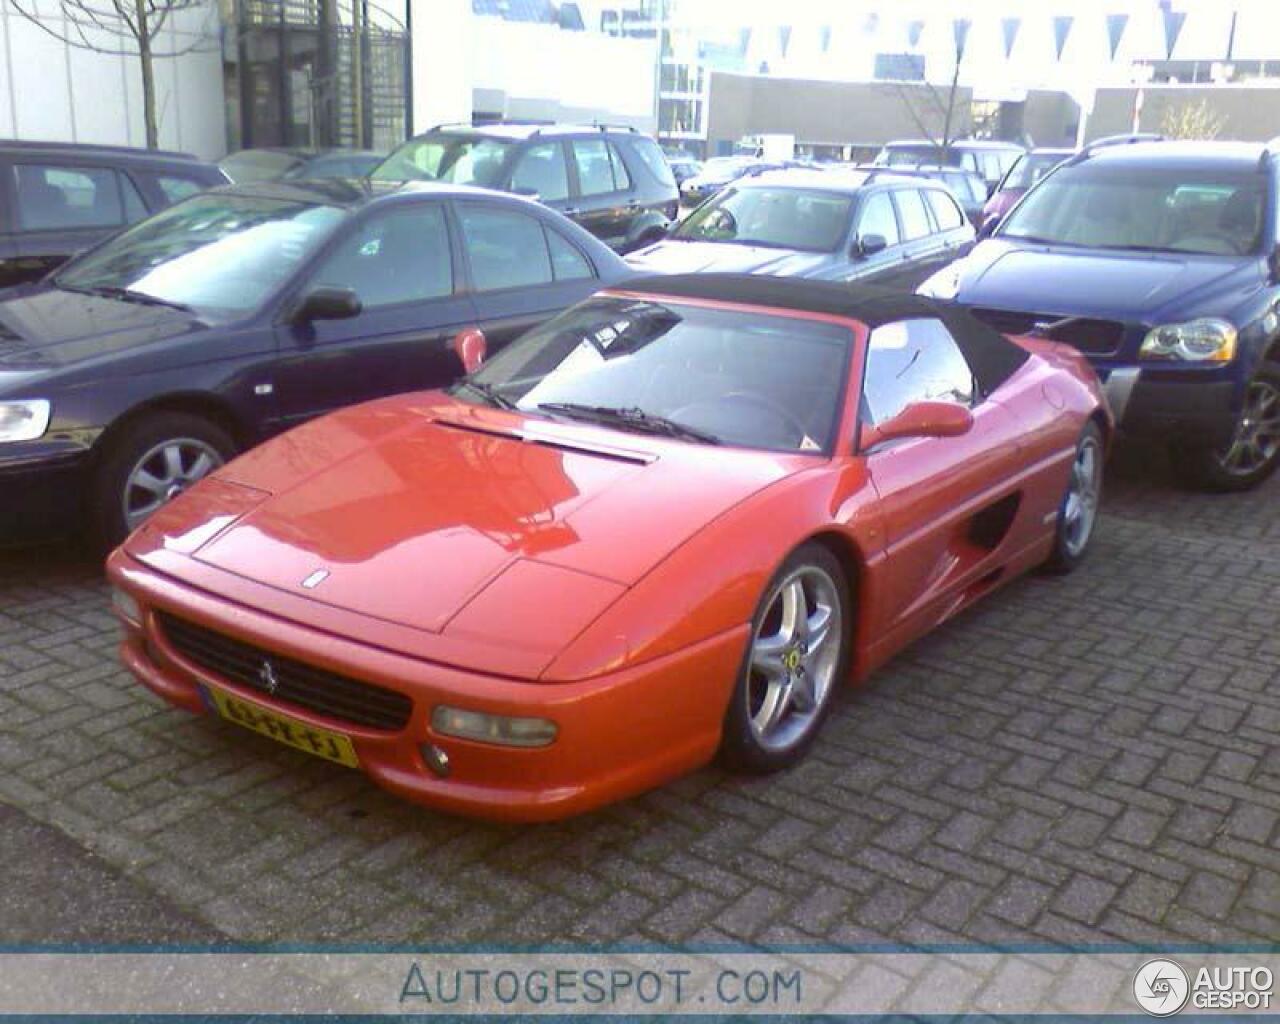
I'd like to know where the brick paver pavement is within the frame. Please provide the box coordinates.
[1,443,1277,946]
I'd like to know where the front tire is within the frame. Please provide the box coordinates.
[1043,421,1104,574]
[720,543,851,773]
[1172,363,1280,492]
[91,412,235,552]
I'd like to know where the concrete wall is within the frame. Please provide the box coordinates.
[706,72,972,155]
[0,0,225,158]
[1086,85,1280,142]
[1021,89,1081,147]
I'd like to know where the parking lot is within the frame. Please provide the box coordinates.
[1,441,1277,948]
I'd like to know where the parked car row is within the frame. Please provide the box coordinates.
[4,126,1278,822]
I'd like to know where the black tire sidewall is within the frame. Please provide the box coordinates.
[719,541,851,774]
[91,412,236,553]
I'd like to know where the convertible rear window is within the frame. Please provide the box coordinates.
[459,296,853,453]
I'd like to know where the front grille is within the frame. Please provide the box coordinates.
[971,308,1125,356]
[158,612,413,732]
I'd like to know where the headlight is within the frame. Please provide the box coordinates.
[918,264,961,300]
[432,705,558,748]
[1139,318,1237,362]
[0,400,51,442]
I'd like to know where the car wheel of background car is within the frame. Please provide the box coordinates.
[1043,421,1104,574]
[91,412,236,551]
[1173,363,1280,492]
[720,542,851,773]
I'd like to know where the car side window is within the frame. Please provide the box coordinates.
[15,163,135,231]
[459,205,553,291]
[856,191,900,246]
[861,318,976,427]
[510,143,569,203]
[121,174,148,221]
[311,203,453,308]
[155,175,206,205]
[545,228,593,281]
[629,137,676,188]
[573,139,629,196]
[924,189,965,230]
[892,188,932,240]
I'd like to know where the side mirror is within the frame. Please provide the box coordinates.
[294,286,361,323]
[855,233,887,257]
[452,327,487,374]
[861,401,974,450]
[513,186,541,201]
[977,214,1001,239]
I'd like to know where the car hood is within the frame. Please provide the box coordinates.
[954,240,1253,320]
[0,285,201,370]
[130,394,808,675]
[626,239,833,277]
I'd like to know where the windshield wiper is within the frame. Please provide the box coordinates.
[79,285,197,314]
[455,379,517,410]
[536,402,721,445]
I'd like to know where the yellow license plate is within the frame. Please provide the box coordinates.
[206,687,360,768]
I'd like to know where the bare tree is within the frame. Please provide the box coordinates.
[881,19,971,162]
[3,0,217,149]
[1160,99,1227,141]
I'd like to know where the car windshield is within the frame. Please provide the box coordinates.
[56,193,346,317]
[456,296,852,453]
[369,134,512,186]
[672,186,853,251]
[1003,152,1069,191]
[1000,163,1266,256]
[879,145,958,168]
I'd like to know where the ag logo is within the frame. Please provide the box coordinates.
[1134,959,1190,1016]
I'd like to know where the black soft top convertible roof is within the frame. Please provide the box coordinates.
[619,273,1029,398]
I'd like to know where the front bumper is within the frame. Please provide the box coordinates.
[1099,367,1238,448]
[0,442,91,541]
[107,551,745,822]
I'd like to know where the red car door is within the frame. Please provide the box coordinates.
[858,317,1028,650]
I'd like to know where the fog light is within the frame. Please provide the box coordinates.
[111,588,142,626]
[431,705,558,748]
[420,744,451,777]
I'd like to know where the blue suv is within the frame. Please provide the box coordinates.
[920,139,1280,490]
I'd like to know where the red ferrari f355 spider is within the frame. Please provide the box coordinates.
[108,275,1111,821]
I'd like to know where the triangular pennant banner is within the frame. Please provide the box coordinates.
[907,19,924,48]
[953,18,971,58]
[1001,17,1021,59]
[1106,13,1129,60]
[1052,15,1073,60]
[1162,7,1187,59]
[778,25,791,58]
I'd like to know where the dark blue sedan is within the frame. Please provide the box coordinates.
[0,178,629,546]
[921,140,1280,490]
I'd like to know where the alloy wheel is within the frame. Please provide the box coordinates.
[747,565,843,752]
[122,438,224,532]
[1062,435,1102,557]
[1215,379,1280,477]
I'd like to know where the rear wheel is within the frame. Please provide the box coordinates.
[720,543,851,773]
[91,412,235,552]
[1172,364,1280,492]
[1043,422,1104,574]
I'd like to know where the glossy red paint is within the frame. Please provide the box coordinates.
[107,291,1110,822]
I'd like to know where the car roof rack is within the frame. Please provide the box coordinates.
[1067,132,1165,166]
[589,122,639,133]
